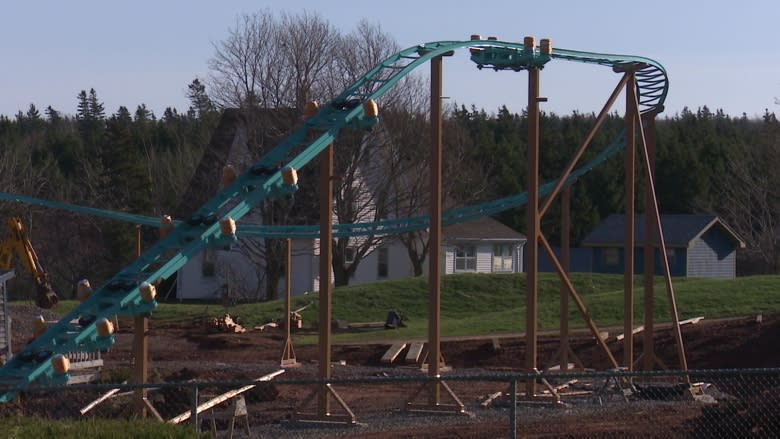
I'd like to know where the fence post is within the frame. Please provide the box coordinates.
[510,378,518,439]
[190,383,199,431]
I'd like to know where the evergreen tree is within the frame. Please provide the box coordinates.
[187,78,214,118]
[88,88,105,120]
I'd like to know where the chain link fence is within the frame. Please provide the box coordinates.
[2,368,780,438]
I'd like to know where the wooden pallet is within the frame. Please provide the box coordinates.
[405,342,425,364]
[380,342,407,364]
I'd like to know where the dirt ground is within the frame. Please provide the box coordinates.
[8,307,780,437]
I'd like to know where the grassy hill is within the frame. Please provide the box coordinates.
[48,273,780,343]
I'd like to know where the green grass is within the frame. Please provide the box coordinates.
[0,417,207,439]
[24,273,780,344]
[167,273,780,343]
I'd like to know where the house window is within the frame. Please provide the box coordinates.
[493,244,513,272]
[455,245,477,272]
[202,249,217,276]
[665,248,677,266]
[377,247,389,278]
[344,247,356,264]
[603,247,619,266]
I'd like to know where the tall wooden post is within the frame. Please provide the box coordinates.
[281,238,297,367]
[623,73,637,369]
[525,36,541,396]
[318,144,334,416]
[559,187,571,371]
[428,54,444,404]
[643,114,658,371]
[133,225,148,418]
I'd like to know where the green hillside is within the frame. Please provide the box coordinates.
[42,273,780,344]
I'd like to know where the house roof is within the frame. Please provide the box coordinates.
[443,216,526,242]
[581,214,746,248]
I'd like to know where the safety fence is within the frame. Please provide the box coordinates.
[3,368,780,438]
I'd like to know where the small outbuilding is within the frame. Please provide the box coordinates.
[581,214,745,279]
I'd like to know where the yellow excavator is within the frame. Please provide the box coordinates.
[0,217,59,309]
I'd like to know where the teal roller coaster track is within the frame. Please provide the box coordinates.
[0,39,667,401]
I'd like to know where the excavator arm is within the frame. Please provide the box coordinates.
[0,217,59,309]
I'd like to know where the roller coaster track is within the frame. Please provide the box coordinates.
[0,39,666,401]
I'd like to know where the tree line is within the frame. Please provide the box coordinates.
[1,9,778,302]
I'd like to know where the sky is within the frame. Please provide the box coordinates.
[1,0,778,120]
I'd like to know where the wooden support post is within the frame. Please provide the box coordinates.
[624,73,637,370]
[406,52,462,414]
[133,224,149,418]
[294,143,354,423]
[428,53,444,405]
[526,38,541,397]
[632,95,689,375]
[642,113,658,371]
[281,238,297,367]
[559,187,571,371]
[318,143,334,417]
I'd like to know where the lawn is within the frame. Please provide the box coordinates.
[46,273,780,344]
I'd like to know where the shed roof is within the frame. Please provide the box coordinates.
[581,214,745,248]
[443,216,526,242]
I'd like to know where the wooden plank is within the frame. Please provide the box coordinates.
[69,359,104,371]
[616,325,645,341]
[481,391,504,407]
[347,321,385,329]
[405,342,424,364]
[380,342,407,364]
[80,381,128,415]
[68,372,102,385]
[680,316,704,325]
[168,369,285,424]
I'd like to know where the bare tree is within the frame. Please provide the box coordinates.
[327,20,434,286]
[715,111,780,274]
[209,13,458,290]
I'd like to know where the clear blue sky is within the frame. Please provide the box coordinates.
[1,0,777,119]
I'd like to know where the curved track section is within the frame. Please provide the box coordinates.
[0,39,666,401]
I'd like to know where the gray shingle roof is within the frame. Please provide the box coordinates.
[443,216,526,242]
[581,214,744,247]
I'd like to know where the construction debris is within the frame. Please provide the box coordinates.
[209,314,246,333]
[254,322,278,332]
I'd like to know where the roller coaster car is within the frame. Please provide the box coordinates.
[0,217,59,309]
[469,45,550,71]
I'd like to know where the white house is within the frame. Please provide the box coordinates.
[174,110,526,300]
[176,215,527,300]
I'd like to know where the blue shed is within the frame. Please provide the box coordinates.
[581,214,745,279]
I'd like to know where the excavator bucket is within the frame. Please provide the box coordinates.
[35,284,59,309]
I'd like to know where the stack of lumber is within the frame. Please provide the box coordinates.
[209,314,247,333]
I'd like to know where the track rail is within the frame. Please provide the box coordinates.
[0,39,666,401]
